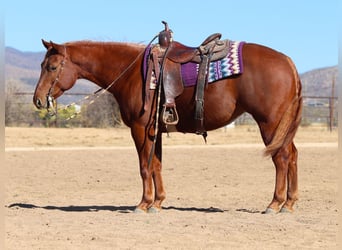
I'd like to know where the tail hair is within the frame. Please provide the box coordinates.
[264,95,303,157]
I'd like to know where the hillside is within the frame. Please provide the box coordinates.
[300,66,337,97]
[5,47,98,97]
[5,46,338,99]
[5,47,44,87]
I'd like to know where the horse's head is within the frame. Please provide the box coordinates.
[33,40,78,109]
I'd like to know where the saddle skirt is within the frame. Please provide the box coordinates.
[143,40,245,90]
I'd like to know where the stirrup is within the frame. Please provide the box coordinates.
[162,105,179,125]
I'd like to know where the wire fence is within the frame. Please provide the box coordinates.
[6,92,338,130]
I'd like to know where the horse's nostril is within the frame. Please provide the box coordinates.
[36,98,42,108]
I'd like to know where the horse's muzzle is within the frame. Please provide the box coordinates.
[34,97,45,109]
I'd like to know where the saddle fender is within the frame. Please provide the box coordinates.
[163,59,184,105]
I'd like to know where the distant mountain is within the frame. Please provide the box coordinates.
[5,47,44,71]
[5,47,44,86]
[5,46,338,101]
[300,66,338,98]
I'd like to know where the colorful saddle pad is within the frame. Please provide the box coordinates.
[181,41,245,87]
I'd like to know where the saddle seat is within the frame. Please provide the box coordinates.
[166,33,229,64]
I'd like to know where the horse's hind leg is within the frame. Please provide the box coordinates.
[265,142,298,213]
[281,142,298,213]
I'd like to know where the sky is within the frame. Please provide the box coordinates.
[4,0,338,73]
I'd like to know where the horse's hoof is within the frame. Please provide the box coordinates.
[263,207,278,214]
[280,207,293,213]
[133,207,146,214]
[147,207,161,214]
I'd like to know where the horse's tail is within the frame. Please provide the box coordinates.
[264,58,303,157]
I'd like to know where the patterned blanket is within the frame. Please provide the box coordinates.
[181,40,245,87]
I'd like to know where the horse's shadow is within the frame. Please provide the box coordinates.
[7,203,228,213]
[7,203,134,213]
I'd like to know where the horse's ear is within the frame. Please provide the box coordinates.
[42,39,51,50]
[50,41,66,56]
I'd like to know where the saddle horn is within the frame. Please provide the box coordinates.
[162,21,169,31]
[159,21,173,48]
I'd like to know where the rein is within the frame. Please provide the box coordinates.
[50,34,160,120]
[147,42,171,170]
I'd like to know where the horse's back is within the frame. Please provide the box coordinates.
[237,43,300,112]
[242,43,297,82]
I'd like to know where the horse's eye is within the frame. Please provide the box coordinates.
[47,65,57,72]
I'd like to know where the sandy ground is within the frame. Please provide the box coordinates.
[4,126,338,249]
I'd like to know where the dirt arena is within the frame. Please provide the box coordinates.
[5,126,338,249]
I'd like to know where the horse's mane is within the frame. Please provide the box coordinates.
[64,40,146,50]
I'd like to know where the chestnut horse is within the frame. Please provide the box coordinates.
[33,35,302,213]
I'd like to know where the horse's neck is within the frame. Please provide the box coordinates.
[70,42,144,90]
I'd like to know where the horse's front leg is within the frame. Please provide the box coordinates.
[131,124,165,213]
[132,125,154,212]
[149,131,166,212]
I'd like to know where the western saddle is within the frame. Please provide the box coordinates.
[146,21,229,136]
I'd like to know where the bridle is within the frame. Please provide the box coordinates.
[46,46,67,116]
